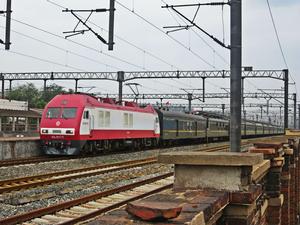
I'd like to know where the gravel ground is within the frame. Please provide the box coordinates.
[0,164,172,219]
[0,142,225,180]
[0,137,267,220]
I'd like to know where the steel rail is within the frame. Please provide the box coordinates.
[0,173,173,225]
[0,156,81,167]
[0,157,157,194]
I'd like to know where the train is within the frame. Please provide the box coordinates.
[40,93,284,155]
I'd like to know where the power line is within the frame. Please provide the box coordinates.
[0,15,197,93]
[115,0,216,69]
[0,25,121,71]
[0,15,147,70]
[266,0,297,95]
[46,1,205,91]
[46,0,178,70]
[0,49,87,71]
[162,0,229,66]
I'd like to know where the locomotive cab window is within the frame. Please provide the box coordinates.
[83,111,89,119]
[46,107,60,119]
[62,108,77,119]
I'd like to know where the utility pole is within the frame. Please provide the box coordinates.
[5,0,11,50]
[298,104,300,129]
[293,93,296,129]
[230,0,242,152]
[1,73,4,99]
[283,69,289,129]
[117,71,125,104]
[0,0,12,50]
[75,79,79,92]
[221,104,225,115]
[108,0,115,50]
[187,93,193,114]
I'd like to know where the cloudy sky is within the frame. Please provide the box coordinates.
[0,0,299,119]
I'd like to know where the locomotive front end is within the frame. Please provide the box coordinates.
[40,96,82,155]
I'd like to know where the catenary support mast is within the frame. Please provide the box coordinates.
[230,0,242,152]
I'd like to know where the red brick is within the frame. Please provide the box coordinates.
[253,142,283,150]
[126,201,182,221]
[230,185,262,204]
[249,148,276,155]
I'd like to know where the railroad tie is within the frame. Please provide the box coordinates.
[25,218,52,225]
[56,210,79,218]
[41,215,71,223]
[69,206,98,214]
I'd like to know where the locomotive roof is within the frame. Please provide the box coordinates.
[46,93,157,114]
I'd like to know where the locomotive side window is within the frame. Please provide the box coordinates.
[123,112,133,128]
[123,113,128,127]
[62,108,77,119]
[46,107,61,119]
[129,114,133,127]
[98,111,104,126]
[83,111,89,119]
[105,111,111,126]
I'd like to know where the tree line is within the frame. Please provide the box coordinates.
[7,83,74,108]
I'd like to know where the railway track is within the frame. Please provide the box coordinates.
[0,135,273,168]
[0,173,173,225]
[0,157,157,194]
[0,140,256,194]
[0,137,276,224]
[0,156,77,167]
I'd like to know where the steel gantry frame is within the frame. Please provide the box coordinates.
[0,69,289,128]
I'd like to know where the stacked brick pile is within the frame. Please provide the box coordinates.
[248,138,300,225]
[249,142,285,225]
[220,184,267,225]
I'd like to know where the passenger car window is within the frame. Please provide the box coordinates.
[46,108,61,119]
[62,108,77,119]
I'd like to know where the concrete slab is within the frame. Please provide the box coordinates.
[158,152,263,166]
[173,164,254,191]
[0,139,41,160]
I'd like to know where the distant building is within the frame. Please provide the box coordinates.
[0,99,42,136]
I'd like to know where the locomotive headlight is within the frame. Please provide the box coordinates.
[66,130,74,134]
[42,129,48,134]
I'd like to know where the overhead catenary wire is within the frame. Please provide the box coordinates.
[115,0,216,69]
[0,25,121,71]
[0,49,87,72]
[45,0,207,91]
[114,0,225,91]
[46,0,179,70]
[162,0,229,66]
[266,0,298,96]
[0,17,198,94]
[0,15,147,71]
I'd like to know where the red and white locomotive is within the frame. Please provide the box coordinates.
[40,93,160,155]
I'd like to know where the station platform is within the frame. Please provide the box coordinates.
[0,136,41,160]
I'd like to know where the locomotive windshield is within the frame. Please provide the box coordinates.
[62,108,77,119]
[46,107,60,119]
[46,107,77,119]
